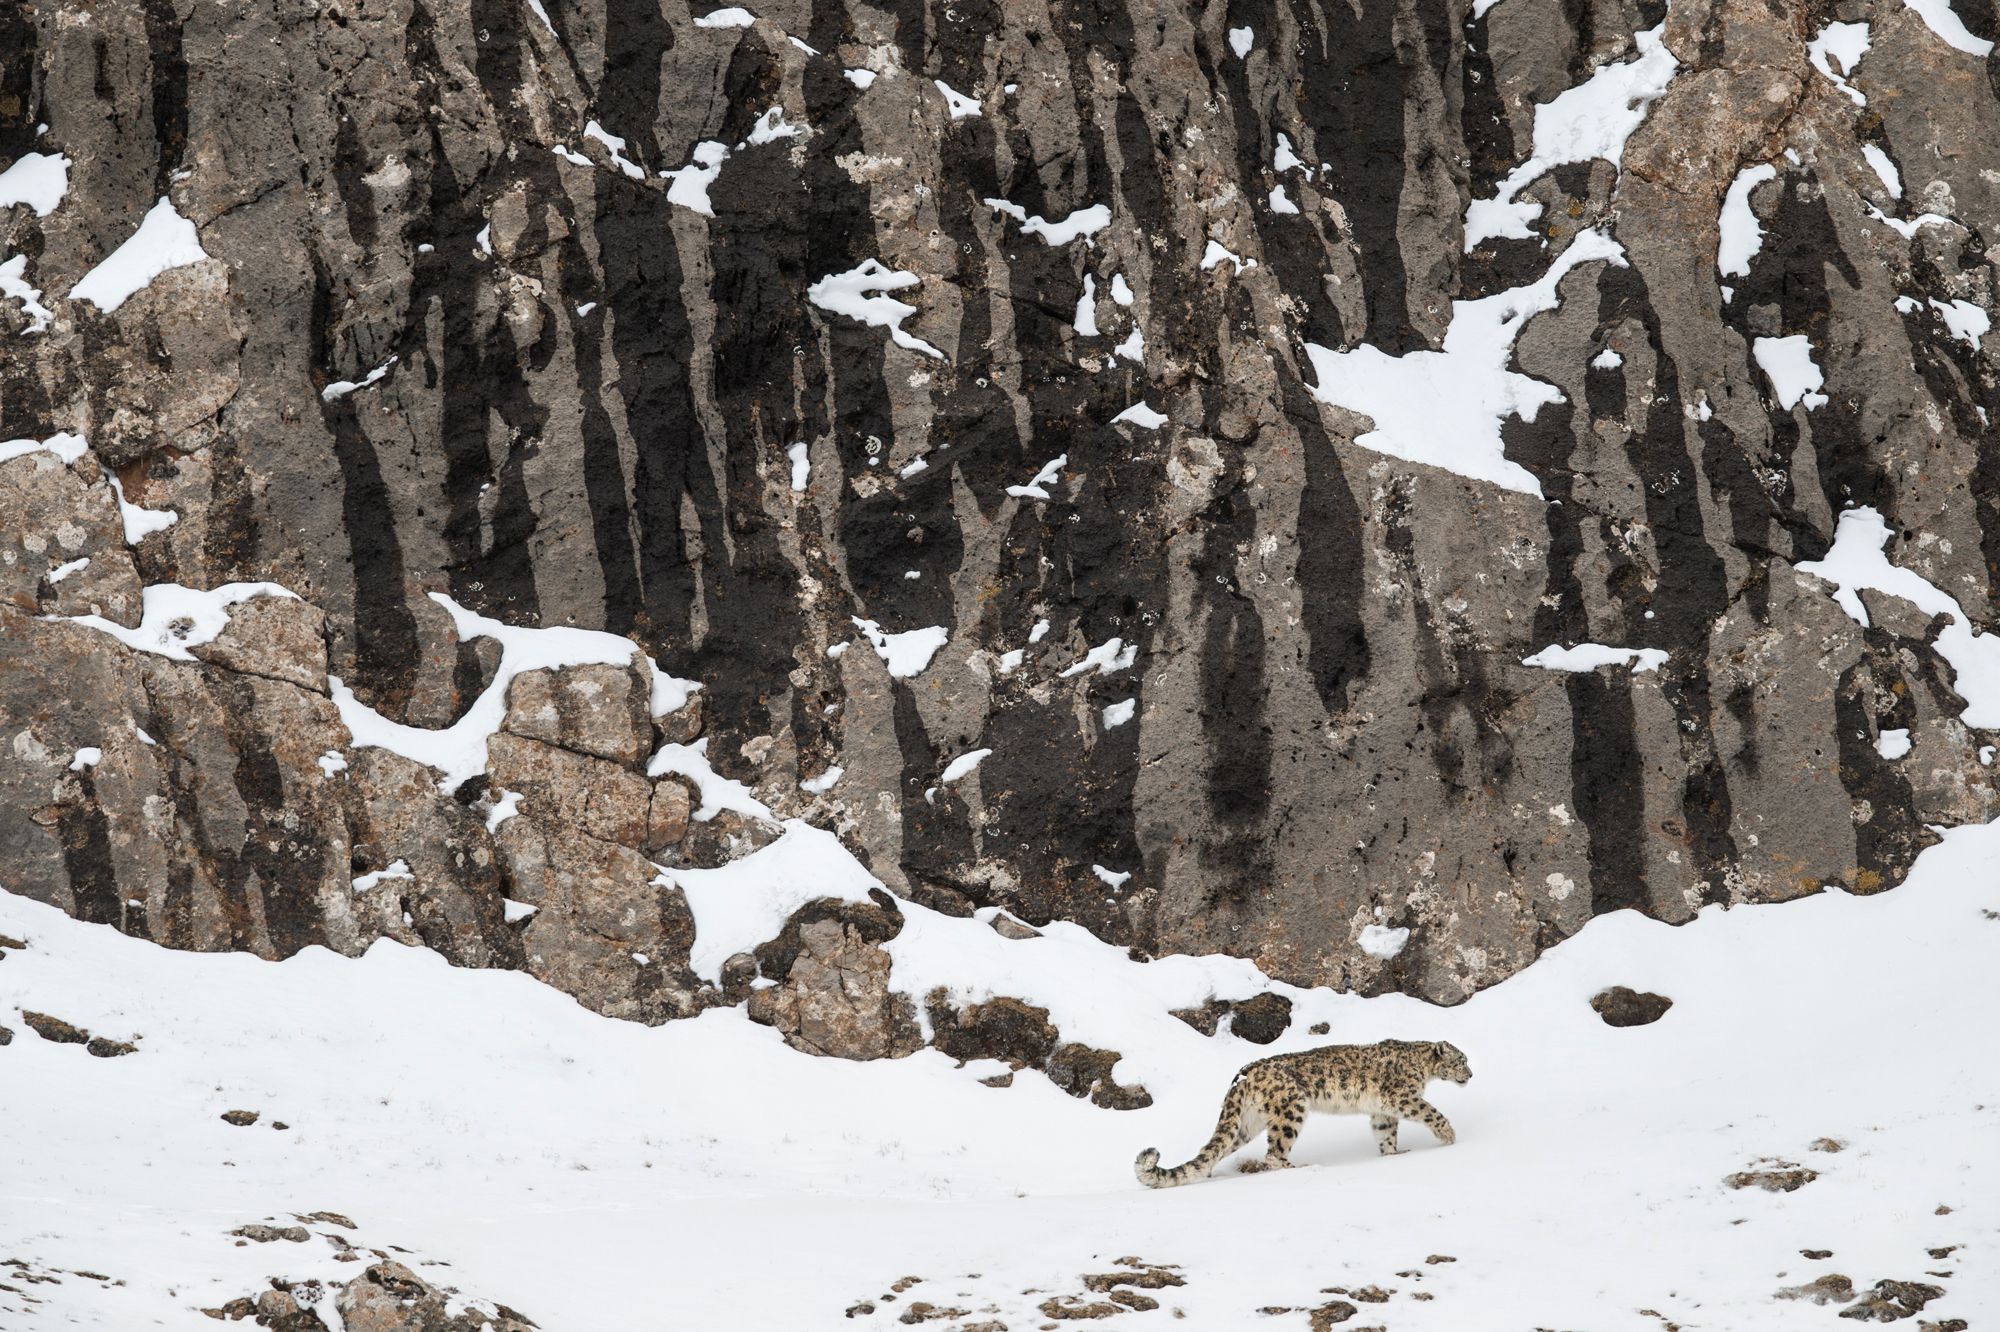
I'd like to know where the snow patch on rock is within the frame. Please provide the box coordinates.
[1717,164,1777,278]
[940,748,993,783]
[1752,335,1828,411]
[1,254,54,333]
[1464,25,1678,251]
[1006,455,1067,500]
[69,198,210,312]
[1903,0,1993,56]
[65,582,298,663]
[807,260,944,359]
[1523,643,1668,674]
[1798,506,2000,727]
[0,151,71,216]
[1306,228,1627,497]
[662,142,729,215]
[1807,22,1870,104]
[850,617,949,678]
[1358,924,1411,959]
[647,737,774,823]
[984,198,1110,246]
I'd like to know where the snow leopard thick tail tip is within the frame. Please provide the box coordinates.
[1133,1147,1180,1189]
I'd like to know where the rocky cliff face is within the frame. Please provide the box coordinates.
[3,0,1997,1020]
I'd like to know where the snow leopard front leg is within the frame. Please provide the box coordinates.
[1397,1094,1456,1146]
[1369,1113,1400,1155]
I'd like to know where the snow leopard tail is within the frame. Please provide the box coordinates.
[1135,1078,1254,1188]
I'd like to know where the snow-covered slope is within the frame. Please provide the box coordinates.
[3,820,1995,1329]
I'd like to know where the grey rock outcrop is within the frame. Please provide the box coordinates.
[0,449,719,1021]
[746,915,924,1061]
[336,1260,539,1332]
[501,660,655,766]
[0,448,141,623]
[487,731,657,848]
[205,1258,537,1332]
[497,809,708,1023]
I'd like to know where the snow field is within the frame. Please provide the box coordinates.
[3,820,1996,1330]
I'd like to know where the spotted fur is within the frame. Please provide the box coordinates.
[1134,1039,1473,1188]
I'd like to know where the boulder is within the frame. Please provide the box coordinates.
[988,912,1040,940]
[927,995,1061,1071]
[1590,987,1673,1028]
[502,660,653,767]
[340,748,517,969]
[21,1010,88,1044]
[336,1261,538,1332]
[487,733,653,849]
[1169,992,1292,1044]
[190,596,329,693]
[493,815,705,1024]
[746,917,922,1061]
[1225,993,1293,1044]
[646,779,691,852]
[126,658,358,959]
[653,692,703,747]
[1047,1043,1153,1111]
[928,993,1151,1109]
[0,448,143,626]
[677,806,785,869]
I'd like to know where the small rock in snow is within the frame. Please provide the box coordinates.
[1591,986,1673,1027]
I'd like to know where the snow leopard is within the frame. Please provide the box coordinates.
[1134,1039,1473,1188]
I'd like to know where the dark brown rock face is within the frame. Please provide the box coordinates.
[3,0,1998,1012]
[20,1009,87,1044]
[1169,991,1293,1043]
[1590,985,1674,1027]
[927,991,1151,1108]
